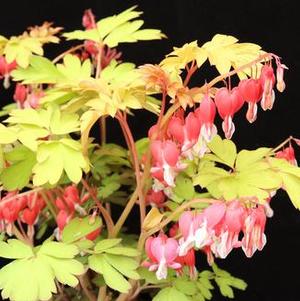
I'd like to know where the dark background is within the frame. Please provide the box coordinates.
[1,0,300,300]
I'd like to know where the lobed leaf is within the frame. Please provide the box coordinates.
[62,216,102,244]
[0,240,84,301]
[0,146,36,190]
[88,254,131,293]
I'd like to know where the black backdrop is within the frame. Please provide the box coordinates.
[1,1,300,300]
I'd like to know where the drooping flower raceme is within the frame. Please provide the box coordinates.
[177,200,271,263]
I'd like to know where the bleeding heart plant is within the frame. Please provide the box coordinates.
[0,5,299,301]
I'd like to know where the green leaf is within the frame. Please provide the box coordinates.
[198,277,214,290]
[101,60,136,84]
[215,278,234,298]
[56,54,92,83]
[137,267,169,284]
[63,29,100,42]
[5,105,80,138]
[75,239,95,251]
[195,148,284,202]
[4,36,43,68]
[199,270,214,280]
[280,173,300,209]
[196,281,213,300]
[88,254,131,293]
[192,294,205,301]
[0,239,33,259]
[0,240,84,301]
[5,108,51,128]
[135,137,149,160]
[0,147,3,172]
[0,124,17,144]
[193,166,229,187]
[49,108,80,135]
[0,146,36,190]
[32,139,88,186]
[11,55,64,84]
[207,135,237,168]
[104,254,140,280]
[153,287,192,301]
[62,216,102,243]
[0,103,17,118]
[94,238,122,253]
[98,180,121,199]
[268,158,300,209]
[38,241,80,258]
[39,254,83,287]
[64,6,165,47]
[212,264,247,298]
[104,247,140,257]
[173,174,195,201]
[229,277,247,290]
[97,6,142,39]
[16,125,49,151]
[174,278,198,296]
[0,258,56,301]
[235,147,271,171]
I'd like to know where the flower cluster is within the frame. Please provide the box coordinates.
[54,185,90,236]
[0,185,99,240]
[13,83,44,109]
[144,59,290,280]
[0,191,45,236]
[144,200,271,280]
[148,60,287,194]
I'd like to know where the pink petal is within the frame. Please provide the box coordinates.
[179,211,193,238]
[203,202,226,228]
[163,141,180,166]
[225,201,246,232]
[196,95,216,124]
[246,102,258,123]
[150,140,164,165]
[165,238,179,262]
[167,117,184,144]
[222,116,235,139]
[185,112,201,142]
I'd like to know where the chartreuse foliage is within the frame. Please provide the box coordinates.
[11,54,160,154]
[0,240,84,301]
[192,135,300,208]
[63,6,165,47]
[0,104,88,189]
[150,264,246,301]
[62,216,103,244]
[12,54,91,86]
[1,23,61,68]
[5,104,80,150]
[32,138,88,186]
[0,146,36,190]
[160,34,264,79]
[88,238,140,293]
[0,5,298,301]
[89,143,135,204]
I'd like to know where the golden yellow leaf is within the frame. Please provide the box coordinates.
[160,41,207,72]
[201,34,263,78]
[142,207,164,231]
[27,22,63,44]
